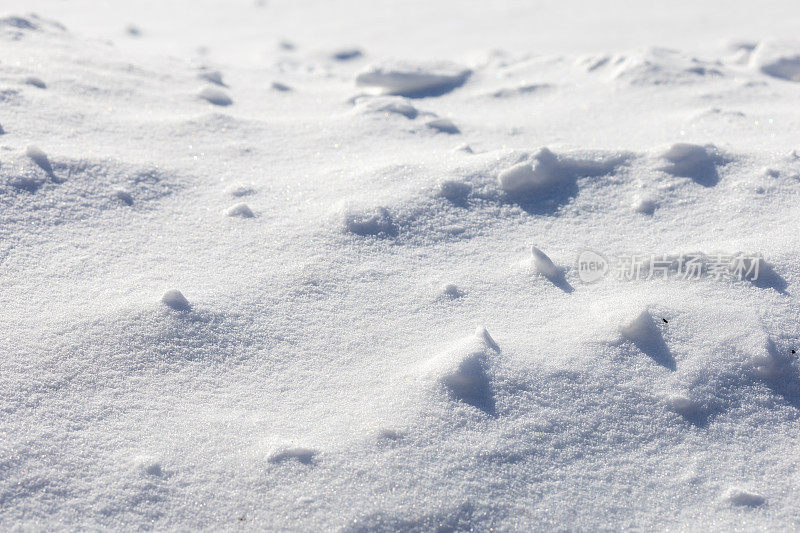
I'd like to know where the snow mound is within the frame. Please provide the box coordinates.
[750,40,800,81]
[135,457,164,477]
[226,202,255,218]
[0,14,64,39]
[352,95,419,119]
[197,69,226,86]
[724,488,766,507]
[197,86,232,106]
[586,48,724,85]
[750,338,792,380]
[125,24,141,37]
[331,48,363,61]
[24,76,46,89]
[619,310,674,370]
[488,83,552,98]
[664,393,701,417]
[227,184,255,197]
[268,447,316,465]
[271,81,292,92]
[661,143,725,186]
[438,283,463,299]
[425,117,460,134]
[418,326,500,415]
[619,310,660,345]
[437,179,472,203]
[0,15,39,31]
[161,289,190,311]
[342,205,397,237]
[632,195,657,215]
[114,188,133,205]
[355,60,471,97]
[497,148,562,195]
[498,148,626,197]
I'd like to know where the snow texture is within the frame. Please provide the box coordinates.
[2,1,800,530]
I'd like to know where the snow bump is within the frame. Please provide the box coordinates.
[114,188,133,205]
[226,202,255,218]
[632,195,657,215]
[439,283,463,299]
[419,327,500,415]
[227,184,256,197]
[750,40,800,81]
[343,205,397,237]
[198,69,226,86]
[353,95,418,119]
[425,117,460,134]
[437,179,472,203]
[724,487,766,507]
[161,289,190,311]
[619,310,675,370]
[498,148,563,195]
[268,447,317,465]
[24,76,46,89]
[355,60,471,98]
[661,143,723,186]
[198,86,232,106]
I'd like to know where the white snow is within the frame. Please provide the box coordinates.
[2,0,800,530]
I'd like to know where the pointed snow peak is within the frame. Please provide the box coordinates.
[531,245,559,278]
[620,310,659,344]
[475,326,500,352]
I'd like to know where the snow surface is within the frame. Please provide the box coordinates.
[2,0,800,530]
